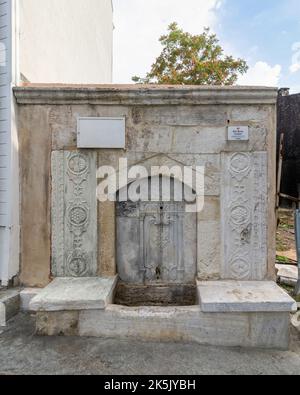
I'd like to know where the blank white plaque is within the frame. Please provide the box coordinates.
[77,117,126,148]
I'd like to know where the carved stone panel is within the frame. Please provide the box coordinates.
[221,152,268,280]
[51,151,97,277]
[117,201,197,284]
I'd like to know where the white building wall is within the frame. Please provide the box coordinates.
[18,0,113,84]
[1,0,113,285]
[0,0,12,229]
[0,0,19,286]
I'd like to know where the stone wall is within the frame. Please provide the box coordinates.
[277,91,300,201]
[14,86,278,287]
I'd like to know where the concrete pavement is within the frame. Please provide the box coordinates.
[0,313,300,375]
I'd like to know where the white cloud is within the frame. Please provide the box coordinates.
[113,0,223,83]
[290,42,300,73]
[238,61,281,87]
[290,85,300,94]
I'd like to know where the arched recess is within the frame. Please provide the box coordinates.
[116,176,197,286]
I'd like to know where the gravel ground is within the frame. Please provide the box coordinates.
[0,313,300,375]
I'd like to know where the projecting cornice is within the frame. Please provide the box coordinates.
[13,84,278,105]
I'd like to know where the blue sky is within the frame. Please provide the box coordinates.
[217,0,300,92]
[113,0,300,92]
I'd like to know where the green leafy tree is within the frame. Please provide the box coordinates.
[133,23,248,85]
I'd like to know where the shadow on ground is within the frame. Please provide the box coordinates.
[0,313,300,375]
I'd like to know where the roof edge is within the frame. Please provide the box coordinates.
[13,84,278,105]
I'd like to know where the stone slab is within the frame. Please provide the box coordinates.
[0,289,20,327]
[291,311,300,334]
[30,277,118,312]
[77,307,290,350]
[198,281,297,313]
[34,306,291,349]
[276,264,298,286]
[20,288,42,311]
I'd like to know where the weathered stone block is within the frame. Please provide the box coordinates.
[291,311,300,334]
[78,305,250,347]
[32,304,291,350]
[0,303,5,327]
[18,105,51,288]
[99,201,116,277]
[221,152,268,280]
[30,277,118,312]
[51,150,98,277]
[0,289,20,327]
[197,221,221,280]
[77,306,291,350]
[36,311,79,336]
[20,288,42,311]
[198,197,220,221]
[228,105,272,123]
[198,281,297,313]
[248,312,290,350]
[128,105,229,127]
[276,264,298,286]
[126,123,268,155]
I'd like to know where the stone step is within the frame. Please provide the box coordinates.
[29,276,118,312]
[20,288,42,311]
[0,289,20,327]
[276,264,298,287]
[35,304,292,350]
[197,281,297,313]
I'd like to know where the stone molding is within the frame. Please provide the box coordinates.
[14,85,278,105]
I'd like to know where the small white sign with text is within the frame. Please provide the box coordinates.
[228,126,249,141]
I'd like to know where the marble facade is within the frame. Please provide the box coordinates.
[14,85,296,348]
